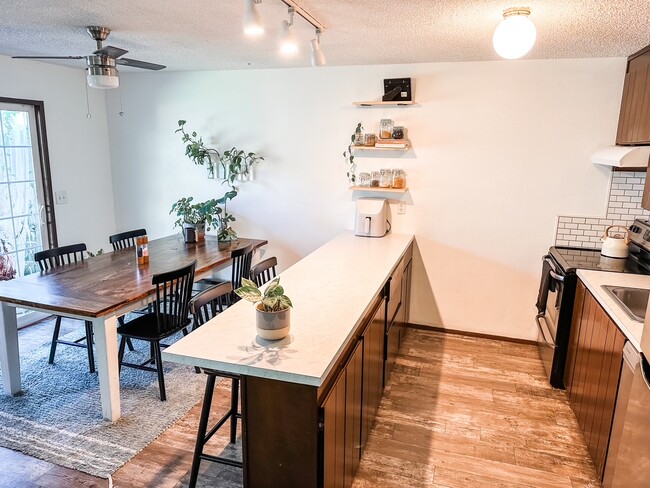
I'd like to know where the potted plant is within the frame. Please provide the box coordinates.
[235,277,293,340]
[170,197,220,243]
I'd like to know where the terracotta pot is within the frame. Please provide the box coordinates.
[255,304,290,340]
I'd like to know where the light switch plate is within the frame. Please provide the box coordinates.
[55,191,68,205]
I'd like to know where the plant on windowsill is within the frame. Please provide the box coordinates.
[235,277,293,341]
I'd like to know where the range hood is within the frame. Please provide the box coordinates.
[591,146,650,168]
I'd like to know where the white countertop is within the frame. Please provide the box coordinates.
[577,269,650,352]
[162,232,414,386]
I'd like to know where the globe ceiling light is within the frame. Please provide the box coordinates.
[86,55,119,89]
[243,0,264,36]
[492,7,537,60]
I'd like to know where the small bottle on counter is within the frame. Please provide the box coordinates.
[136,235,149,265]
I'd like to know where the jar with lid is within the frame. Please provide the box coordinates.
[358,172,371,187]
[392,126,404,139]
[370,171,380,187]
[391,169,406,189]
[364,133,376,147]
[379,169,392,188]
[380,119,394,139]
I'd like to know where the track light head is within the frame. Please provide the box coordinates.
[280,8,298,55]
[243,0,264,36]
[310,29,326,66]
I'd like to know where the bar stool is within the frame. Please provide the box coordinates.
[187,282,242,488]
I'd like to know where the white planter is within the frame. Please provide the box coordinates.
[256,304,290,340]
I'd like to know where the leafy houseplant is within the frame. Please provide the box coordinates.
[342,122,362,184]
[235,277,293,340]
[174,120,265,241]
[170,195,236,243]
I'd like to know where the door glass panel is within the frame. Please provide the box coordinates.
[0,104,50,323]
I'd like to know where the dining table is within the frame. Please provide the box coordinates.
[0,234,267,421]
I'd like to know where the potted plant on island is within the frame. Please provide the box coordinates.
[235,277,293,340]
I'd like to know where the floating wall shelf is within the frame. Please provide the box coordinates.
[353,101,415,107]
[351,141,411,152]
[349,186,408,193]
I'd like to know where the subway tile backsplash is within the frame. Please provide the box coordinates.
[555,171,650,248]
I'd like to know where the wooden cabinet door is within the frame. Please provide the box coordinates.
[616,48,650,145]
[564,282,626,480]
[344,341,363,487]
[361,298,385,451]
[322,367,346,488]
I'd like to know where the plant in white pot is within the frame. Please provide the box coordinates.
[235,277,293,340]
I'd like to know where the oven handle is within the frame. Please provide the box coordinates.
[535,314,555,347]
[544,257,564,282]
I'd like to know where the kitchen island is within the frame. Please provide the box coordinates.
[163,231,414,487]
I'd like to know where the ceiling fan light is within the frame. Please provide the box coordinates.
[280,20,298,55]
[310,39,326,67]
[87,74,119,89]
[493,7,537,60]
[243,0,264,36]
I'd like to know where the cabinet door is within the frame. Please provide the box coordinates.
[322,367,346,488]
[616,51,650,145]
[361,298,385,451]
[344,340,363,487]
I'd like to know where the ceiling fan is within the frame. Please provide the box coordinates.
[12,26,166,89]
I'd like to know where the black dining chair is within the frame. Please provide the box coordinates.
[187,281,242,488]
[109,228,147,251]
[250,256,278,287]
[193,243,254,302]
[34,243,95,373]
[117,261,196,401]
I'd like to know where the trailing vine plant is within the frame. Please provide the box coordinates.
[173,120,264,241]
[342,122,362,184]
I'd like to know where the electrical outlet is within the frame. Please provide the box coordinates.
[397,202,406,214]
[55,191,68,205]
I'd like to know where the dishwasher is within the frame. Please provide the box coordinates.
[603,341,650,487]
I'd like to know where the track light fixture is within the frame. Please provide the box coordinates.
[310,28,326,67]
[279,7,298,55]
[243,0,264,36]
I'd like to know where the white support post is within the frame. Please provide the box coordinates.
[0,302,21,394]
[92,315,121,421]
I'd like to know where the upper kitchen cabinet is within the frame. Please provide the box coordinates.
[616,45,650,145]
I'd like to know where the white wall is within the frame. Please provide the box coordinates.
[106,57,625,340]
[0,55,116,253]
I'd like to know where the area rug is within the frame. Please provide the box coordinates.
[0,327,209,478]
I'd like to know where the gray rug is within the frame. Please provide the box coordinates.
[0,327,209,478]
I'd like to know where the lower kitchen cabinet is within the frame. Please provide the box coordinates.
[565,280,626,479]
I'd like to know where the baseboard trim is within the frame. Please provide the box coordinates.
[405,323,537,346]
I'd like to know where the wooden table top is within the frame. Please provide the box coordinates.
[0,235,267,318]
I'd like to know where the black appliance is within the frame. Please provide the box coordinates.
[536,218,650,389]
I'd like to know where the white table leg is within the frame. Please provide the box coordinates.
[0,302,20,394]
[92,316,121,421]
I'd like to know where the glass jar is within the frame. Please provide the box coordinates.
[379,169,392,188]
[358,172,371,187]
[370,171,380,187]
[391,169,406,189]
[380,119,394,139]
[364,133,376,147]
[392,126,404,139]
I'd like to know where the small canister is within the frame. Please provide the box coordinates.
[379,169,392,188]
[370,171,380,187]
[358,172,371,187]
[364,133,376,147]
[136,235,149,265]
[391,169,406,189]
[392,126,404,139]
[380,119,394,139]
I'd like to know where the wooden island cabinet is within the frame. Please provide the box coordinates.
[163,232,414,488]
[564,280,626,479]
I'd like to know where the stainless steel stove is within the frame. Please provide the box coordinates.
[536,219,650,389]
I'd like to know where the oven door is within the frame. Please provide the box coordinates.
[536,256,564,384]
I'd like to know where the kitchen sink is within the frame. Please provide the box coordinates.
[602,285,650,323]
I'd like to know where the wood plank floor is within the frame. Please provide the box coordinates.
[0,320,600,487]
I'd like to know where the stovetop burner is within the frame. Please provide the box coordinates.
[550,245,650,275]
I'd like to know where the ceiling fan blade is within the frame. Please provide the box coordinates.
[93,46,128,58]
[12,55,85,60]
[116,58,166,70]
